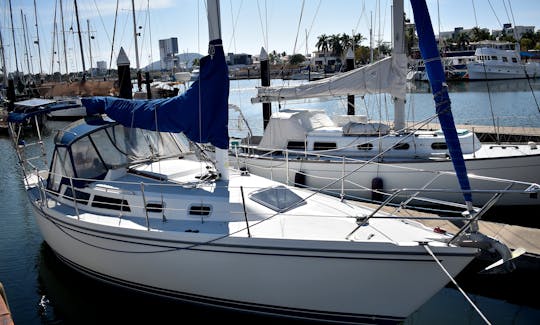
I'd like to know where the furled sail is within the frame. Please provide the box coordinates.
[82,39,230,149]
[410,0,473,204]
[251,54,407,103]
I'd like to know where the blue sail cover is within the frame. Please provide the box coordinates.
[410,0,472,203]
[81,39,230,149]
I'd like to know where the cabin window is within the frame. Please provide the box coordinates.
[491,56,497,60]
[357,143,374,150]
[287,141,305,150]
[431,142,448,150]
[393,143,410,150]
[502,57,508,62]
[249,185,306,213]
[313,142,337,151]
[71,136,107,180]
[91,195,131,212]
[512,58,517,63]
[189,205,211,216]
[146,202,165,213]
[48,147,75,192]
[63,187,91,205]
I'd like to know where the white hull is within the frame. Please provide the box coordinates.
[230,151,540,207]
[31,198,474,323]
[467,62,540,80]
[466,47,540,80]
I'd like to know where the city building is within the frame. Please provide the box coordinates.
[96,60,107,74]
[159,37,179,70]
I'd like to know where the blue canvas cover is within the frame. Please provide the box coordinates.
[410,0,473,203]
[81,39,230,149]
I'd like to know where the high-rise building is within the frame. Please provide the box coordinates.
[96,61,107,74]
[159,38,179,70]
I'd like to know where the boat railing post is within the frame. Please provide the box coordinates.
[69,177,80,220]
[285,149,289,185]
[239,186,251,238]
[32,115,47,166]
[472,127,476,158]
[341,156,345,200]
[36,167,46,207]
[140,182,150,230]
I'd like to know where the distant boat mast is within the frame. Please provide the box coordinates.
[74,0,86,81]
[33,0,43,77]
[8,0,20,79]
[59,0,69,78]
[0,21,7,85]
[21,10,34,76]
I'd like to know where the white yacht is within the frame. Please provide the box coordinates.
[466,45,540,80]
[5,1,522,323]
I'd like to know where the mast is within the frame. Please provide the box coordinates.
[87,19,93,77]
[410,0,473,208]
[370,11,374,63]
[392,0,405,131]
[74,0,86,81]
[8,0,20,79]
[206,0,229,181]
[59,0,69,78]
[22,10,33,75]
[131,0,140,70]
[33,0,43,76]
[50,1,58,76]
[0,23,7,86]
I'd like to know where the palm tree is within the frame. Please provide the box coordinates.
[455,32,470,50]
[340,34,352,53]
[329,34,343,57]
[316,34,329,53]
[352,33,365,48]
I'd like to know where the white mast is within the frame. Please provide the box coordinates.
[131,0,140,70]
[22,10,33,75]
[33,0,43,76]
[392,0,405,131]
[59,0,69,78]
[206,0,229,181]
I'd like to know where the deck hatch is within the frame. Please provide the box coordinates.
[249,185,306,213]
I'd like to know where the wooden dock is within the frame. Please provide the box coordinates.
[353,201,540,257]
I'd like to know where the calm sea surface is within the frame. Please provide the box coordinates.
[1,78,540,324]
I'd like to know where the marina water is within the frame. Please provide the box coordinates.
[1,78,540,324]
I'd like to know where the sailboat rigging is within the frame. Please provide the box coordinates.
[232,0,540,210]
[5,0,523,323]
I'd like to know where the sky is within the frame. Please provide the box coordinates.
[1,0,539,75]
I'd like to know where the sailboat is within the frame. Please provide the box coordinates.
[230,2,540,210]
[7,0,521,323]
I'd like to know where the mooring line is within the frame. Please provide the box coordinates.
[423,244,491,325]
